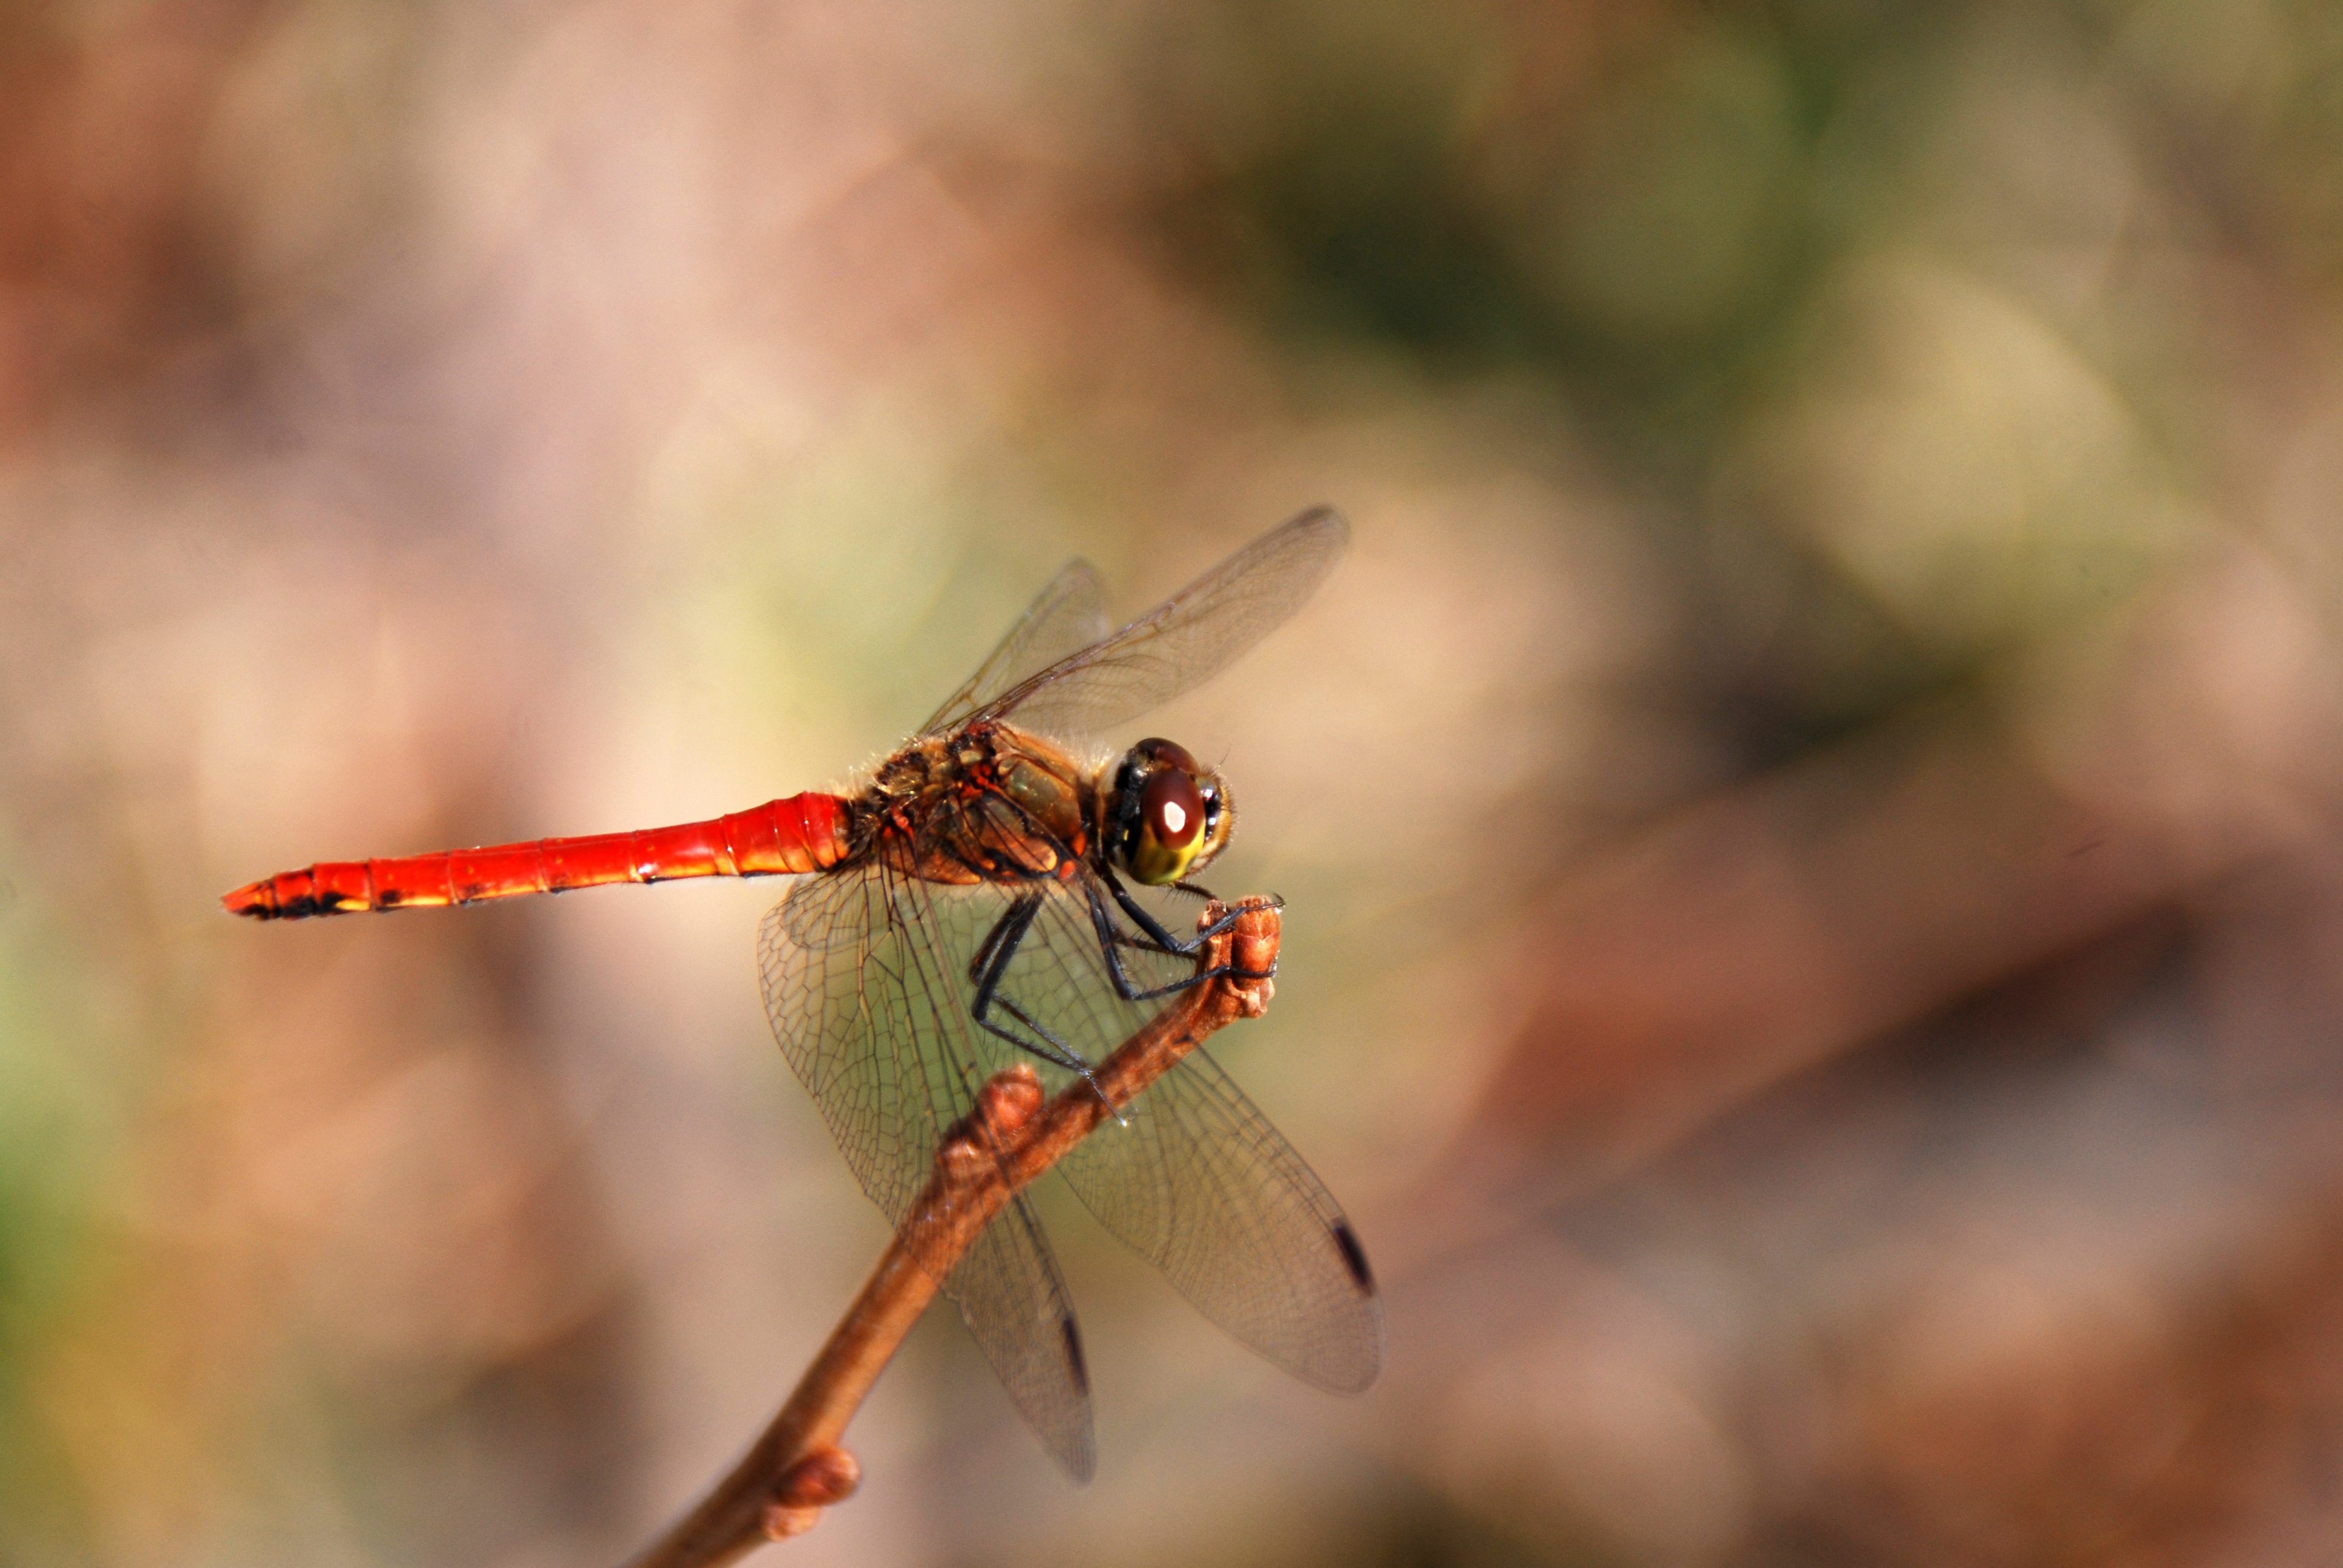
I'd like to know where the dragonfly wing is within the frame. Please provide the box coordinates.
[759,864,1096,1478]
[986,880,1384,1391]
[949,1187,1095,1480]
[920,557,1111,737]
[1057,1040,1382,1391]
[974,506,1349,743]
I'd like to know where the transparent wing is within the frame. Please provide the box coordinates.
[759,863,1095,1479]
[973,506,1350,743]
[1059,1046,1383,1391]
[945,1188,1095,1480]
[963,877,1383,1390]
[920,558,1111,737]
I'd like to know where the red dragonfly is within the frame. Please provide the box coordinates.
[224,507,1380,1478]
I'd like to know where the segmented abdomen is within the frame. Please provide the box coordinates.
[222,793,852,920]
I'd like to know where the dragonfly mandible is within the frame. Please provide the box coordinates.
[223,506,1381,1478]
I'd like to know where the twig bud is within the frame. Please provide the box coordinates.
[760,1504,821,1540]
[976,1064,1044,1135]
[776,1446,860,1508]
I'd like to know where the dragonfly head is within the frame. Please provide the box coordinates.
[1105,738,1233,886]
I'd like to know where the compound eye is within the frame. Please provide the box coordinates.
[1141,767,1205,849]
[1138,737,1203,776]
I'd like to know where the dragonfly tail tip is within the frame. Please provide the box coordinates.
[220,880,277,919]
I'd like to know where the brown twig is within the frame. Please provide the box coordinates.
[617,896,1283,1568]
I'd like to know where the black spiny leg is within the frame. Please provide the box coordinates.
[969,891,1116,1112]
[1084,869,1274,1007]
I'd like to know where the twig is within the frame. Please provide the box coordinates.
[617,896,1284,1568]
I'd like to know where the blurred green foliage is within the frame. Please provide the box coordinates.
[0,858,125,1553]
[1113,1,2304,763]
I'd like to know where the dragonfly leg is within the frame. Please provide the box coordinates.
[1099,867,1228,955]
[969,892,1119,1119]
[966,887,1023,985]
[1086,875,1272,1005]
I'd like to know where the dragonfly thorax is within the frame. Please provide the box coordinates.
[1102,738,1233,886]
[857,722,1094,886]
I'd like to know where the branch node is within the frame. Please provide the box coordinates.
[975,1063,1044,1135]
[775,1446,859,1509]
[759,1506,821,1542]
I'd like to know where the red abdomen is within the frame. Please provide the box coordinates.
[223,793,852,920]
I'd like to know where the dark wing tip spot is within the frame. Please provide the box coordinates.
[1331,1221,1377,1295]
[1060,1313,1089,1397]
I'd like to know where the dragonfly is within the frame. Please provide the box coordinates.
[223,506,1381,1480]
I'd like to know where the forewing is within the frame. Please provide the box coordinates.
[973,880,1383,1391]
[920,558,1111,737]
[759,864,1096,1478]
[974,506,1349,742]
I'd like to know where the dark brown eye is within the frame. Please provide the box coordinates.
[1141,768,1204,849]
[1137,737,1202,776]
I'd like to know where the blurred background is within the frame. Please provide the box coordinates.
[8,1,2343,1563]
